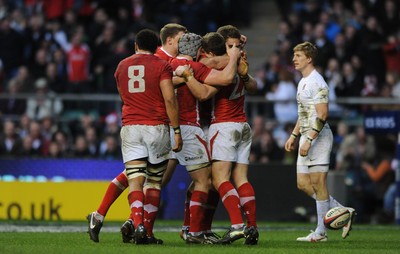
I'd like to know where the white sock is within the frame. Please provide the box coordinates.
[311,194,344,209]
[94,211,104,222]
[316,199,329,235]
[329,196,344,209]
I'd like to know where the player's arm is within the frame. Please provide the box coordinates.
[160,79,182,152]
[307,103,328,141]
[298,102,328,156]
[203,43,241,85]
[200,55,229,70]
[172,76,186,86]
[176,67,219,101]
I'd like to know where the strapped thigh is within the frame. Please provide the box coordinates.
[125,163,147,180]
[147,160,168,182]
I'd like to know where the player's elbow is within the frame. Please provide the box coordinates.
[196,93,211,102]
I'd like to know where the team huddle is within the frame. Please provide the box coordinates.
[86,23,356,245]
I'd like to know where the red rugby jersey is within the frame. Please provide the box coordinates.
[114,53,173,126]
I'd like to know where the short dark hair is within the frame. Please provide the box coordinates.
[135,29,160,53]
[216,25,241,40]
[201,32,226,56]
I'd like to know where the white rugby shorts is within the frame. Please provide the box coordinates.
[297,125,333,173]
[208,122,252,164]
[170,125,210,171]
[120,124,171,164]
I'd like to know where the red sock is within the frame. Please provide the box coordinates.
[97,172,128,216]
[189,190,208,234]
[218,181,243,226]
[128,190,144,228]
[238,182,257,227]
[143,188,161,236]
[182,188,192,229]
[201,189,219,232]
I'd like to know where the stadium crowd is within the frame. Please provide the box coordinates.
[0,0,398,224]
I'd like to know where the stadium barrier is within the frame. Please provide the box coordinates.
[0,159,347,222]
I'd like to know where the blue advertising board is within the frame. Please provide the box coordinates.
[364,111,400,133]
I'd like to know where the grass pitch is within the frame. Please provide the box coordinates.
[0,221,399,254]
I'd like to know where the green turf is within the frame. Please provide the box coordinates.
[0,221,399,254]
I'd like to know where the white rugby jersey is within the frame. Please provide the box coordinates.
[296,69,329,134]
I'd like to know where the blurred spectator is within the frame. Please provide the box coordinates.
[276,20,298,49]
[51,48,68,81]
[25,77,63,121]
[360,135,396,222]
[9,7,27,34]
[324,58,343,117]
[342,22,362,59]
[265,69,297,126]
[13,65,34,93]
[99,134,121,160]
[58,30,91,93]
[102,112,120,138]
[311,22,336,69]
[382,33,400,74]
[332,32,349,64]
[87,8,108,44]
[0,78,26,117]
[45,62,66,93]
[42,0,72,21]
[378,159,397,223]
[301,21,314,42]
[41,116,56,142]
[0,15,24,77]
[0,119,23,157]
[286,12,303,44]
[69,112,98,138]
[72,134,92,158]
[359,15,386,86]
[29,48,49,80]
[377,0,400,38]
[250,129,283,164]
[385,71,400,98]
[335,61,364,100]
[20,135,37,157]
[85,126,100,157]
[331,121,349,169]
[17,114,31,139]
[62,9,79,39]
[319,11,341,43]
[331,0,352,27]
[52,129,72,157]
[48,141,62,158]
[24,13,46,65]
[27,120,47,156]
[335,125,376,172]
[297,0,323,26]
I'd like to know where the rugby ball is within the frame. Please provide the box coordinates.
[324,207,350,230]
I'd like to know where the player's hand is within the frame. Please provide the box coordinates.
[172,133,183,152]
[284,138,294,152]
[299,142,311,157]
[240,34,247,48]
[174,65,191,76]
[226,42,241,60]
[237,57,249,77]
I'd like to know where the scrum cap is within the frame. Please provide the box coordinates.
[178,33,202,60]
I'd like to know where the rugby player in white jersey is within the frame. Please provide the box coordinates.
[285,41,356,242]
